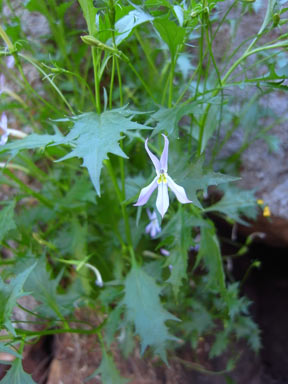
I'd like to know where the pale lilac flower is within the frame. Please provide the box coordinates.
[134,134,192,217]
[0,74,5,95]
[6,56,15,69]
[160,248,170,257]
[145,209,161,238]
[0,113,9,145]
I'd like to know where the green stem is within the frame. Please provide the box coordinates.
[128,62,157,103]
[168,60,175,108]
[105,160,134,258]
[109,56,116,109]
[92,47,102,114]
[116,58,123,106]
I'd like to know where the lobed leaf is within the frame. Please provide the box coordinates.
[54,107,150,195]
[122,263,179,362]
[0,358,36,384]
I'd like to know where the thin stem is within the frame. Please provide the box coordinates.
[92,47,102,114]
[116,58,123,106]
[109,55,116,109]
[105,160,134,258]
[168,60,175,108]
[128,62,157,103]
[19,53,75,115]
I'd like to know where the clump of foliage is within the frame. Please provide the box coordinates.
[0,0,287,382]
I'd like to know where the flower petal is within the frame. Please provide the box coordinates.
[156,182,169,218]
[145,222,153,234]
[160,134,169,172]
[134,177,158,206]
[0,113,8,132]
[0,132,9,146]
[145,138,160,172]
[167,175,192,204]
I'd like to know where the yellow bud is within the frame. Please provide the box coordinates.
[257,199,264,205]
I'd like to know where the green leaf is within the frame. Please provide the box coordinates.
[160,209,204,295]
[151,103,198,136]
[0,132,63,157]
[205,186,258,225]
[122,263,178,362]
[0,264,35,335]
[174,158,239,208]
[115,8,153,46]
[78,0,98,35]
[153,18,185,58]
[16,257,82,318]
[0,201,16,243]
[54,107,149,195]
[86,347,129,384]
[197,224,226,292]
[0,344,21,359]
[209,330,229,358]
[0,358,36,384]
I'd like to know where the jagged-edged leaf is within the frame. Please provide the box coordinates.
[153,18,185,58]
[0,201,16,243]
[197,224,226,292]
[151,103,198,136]
[205,186,258,225]
[54,108,150,195]
[0,344,21,358]
[172,157,239,208]
[0,264,35,335]
[122,263,179,362]
[86,347,129,384]
[15,257,82,318]
[114,8,153,46]
[0,358,36,384]
[0,132,63,156]
[160,209,207,295]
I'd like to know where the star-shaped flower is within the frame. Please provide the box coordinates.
[134,134,192,217]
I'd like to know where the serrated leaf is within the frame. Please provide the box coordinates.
[205,186,258,225]
[197,224,226,292]
[160,209,205,295]
[16,257,82,318]
[0,344,21,359]
[173,158,239,209]
[54,108,149,195]
[151,103,198,136]
[0,201,16,243]
[0,358,36,384]
[86,348,129,384]
[0,264,35,335]
[209,330,229,358]
[122,264,178,362]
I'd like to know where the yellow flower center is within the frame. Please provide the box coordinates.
[157,174,167,184]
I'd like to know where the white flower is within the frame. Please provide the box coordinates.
[134,134,192,217]
[0,113,27,145]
